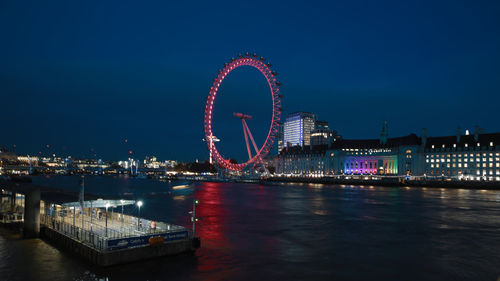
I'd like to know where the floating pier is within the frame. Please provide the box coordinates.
[0,179,200,266]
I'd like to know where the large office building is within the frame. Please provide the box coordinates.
[276,123,500,181]
[310,120,341,146]
[283,112,316,147]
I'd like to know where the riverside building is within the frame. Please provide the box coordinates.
[423,126,500,181]
[276,123,500,181]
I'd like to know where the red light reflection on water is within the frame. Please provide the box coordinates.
[193,182,229,272]
[194,182,227,248]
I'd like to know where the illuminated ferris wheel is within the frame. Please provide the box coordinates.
[203,53,282,171]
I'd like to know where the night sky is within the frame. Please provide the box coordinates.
[1,0,499,162]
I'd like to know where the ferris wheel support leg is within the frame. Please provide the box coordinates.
[243,120,260,155]
[243,121,269,174]
[242,119,252,160]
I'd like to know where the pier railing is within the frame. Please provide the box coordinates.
[41,214,108,251]
[40,213,189,252]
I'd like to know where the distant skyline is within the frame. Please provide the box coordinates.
[1,0,500,162]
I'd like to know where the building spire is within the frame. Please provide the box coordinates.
[380,120,388,145]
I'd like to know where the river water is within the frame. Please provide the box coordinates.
[1,175,500,280]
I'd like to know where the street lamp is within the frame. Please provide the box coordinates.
[136,201,143,230]
[105,203,110,237]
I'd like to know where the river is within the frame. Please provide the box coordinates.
[1,175,500,280]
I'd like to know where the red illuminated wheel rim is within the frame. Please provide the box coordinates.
[204,54,282,171]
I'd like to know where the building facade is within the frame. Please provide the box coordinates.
[276,125,500,181]
[423,128,500,181]
[283,112,316,147]
[310,120,341,146]
[277,122,284,153]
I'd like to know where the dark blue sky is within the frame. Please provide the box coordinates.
[1,0,499,162]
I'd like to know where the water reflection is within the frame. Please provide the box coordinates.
[1,176,499,281]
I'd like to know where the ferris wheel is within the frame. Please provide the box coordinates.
[203,53,282,171]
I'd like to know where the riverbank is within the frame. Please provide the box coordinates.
[263,176,500,190]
